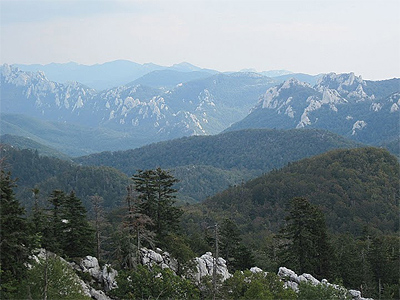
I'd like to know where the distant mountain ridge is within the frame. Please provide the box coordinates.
[14,60,219,90]
[1,63,398,155]
[227,73,400,145]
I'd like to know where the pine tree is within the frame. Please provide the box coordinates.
[220,218,254,272]
[0,170,31,297]
[120,185,154,269]
[278,197,333,279]
[42,190,66,254]
[61,191,95,258]
[132,168,182,246]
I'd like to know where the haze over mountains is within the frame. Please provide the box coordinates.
[1,60,399,157]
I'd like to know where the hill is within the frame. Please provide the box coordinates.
[75,128,360,202]
[0,145,129,211]
[0,134,71,160]
[188,147,399,236]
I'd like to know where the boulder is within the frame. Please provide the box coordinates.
[193,252,231,283]
[277,267,373,300]
[81,256,102,281]
[102,264,118,291]
[140,247,179,273]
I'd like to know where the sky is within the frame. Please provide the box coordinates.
[1,0,399,80]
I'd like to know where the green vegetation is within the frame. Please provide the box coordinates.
[297,281,351,300]
[75,128,360,202]
[110,265,200,300]
[221,270,297,300]
[0,113,153,157]
[0,134,71,160]
[1,143,399,299]
[133,168,183,243]
[278,198,333,279]
[0,170,32,297]
[15,253,91,300]
[198,147,399,235]
[1,144,129,211]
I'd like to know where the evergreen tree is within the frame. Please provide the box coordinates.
[120,185,155,269]
[42,190,66,254]
[278,197,333,279]
[132,168,182,246]
[220,218,254,272]
[61,191,95,258]
[0,170,31,297]
[42,190,94,258]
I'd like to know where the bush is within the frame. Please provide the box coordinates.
[297,281,351,300]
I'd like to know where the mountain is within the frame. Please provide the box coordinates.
[75,128,360,202]
[15,60,218,90]
[2,65,398,153]
[1,65,278,154]
[189,147,399,236]
[271,73,322,85]
[128,69,216,89]
[226,73,400,145]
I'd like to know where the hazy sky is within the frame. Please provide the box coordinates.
[1,0,399,80]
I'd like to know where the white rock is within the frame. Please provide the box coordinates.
[102,264,118,291]
[249,267,263,273]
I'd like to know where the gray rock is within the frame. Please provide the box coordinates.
[277,267,373,300]
[81,256,102,281]
[193,252,231,283]
[102,264,118,291]
[140,247,179,273]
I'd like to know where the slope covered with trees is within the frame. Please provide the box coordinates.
[75,128,360,202]
[195,147,399,235]
[0,145,129,210]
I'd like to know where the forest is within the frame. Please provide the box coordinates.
[0,146,399,299]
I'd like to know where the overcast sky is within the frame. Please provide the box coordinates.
[1,0,399,80]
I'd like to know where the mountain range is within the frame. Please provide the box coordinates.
[1,61,399,156]
[227,74,399,145]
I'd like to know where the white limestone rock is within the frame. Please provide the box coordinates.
[193,252,231,283]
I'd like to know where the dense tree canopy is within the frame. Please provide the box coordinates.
[0,171,31,297]
[278,197,333,279]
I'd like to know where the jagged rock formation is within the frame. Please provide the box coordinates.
[0,64,277,144]
[140,247,179,273]
[193,252,231,283]
[78,256,118,292]
[227,73,400,145]
[30,249,374,300]
[30,249,115,300]
[277,266,373,300]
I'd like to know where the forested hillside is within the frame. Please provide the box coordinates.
[188,147,399,236]
[0,145,129,210]
[75,128,360,201]
[179,147,399,298]
[1,144,398,299]
[0,134,71,160]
